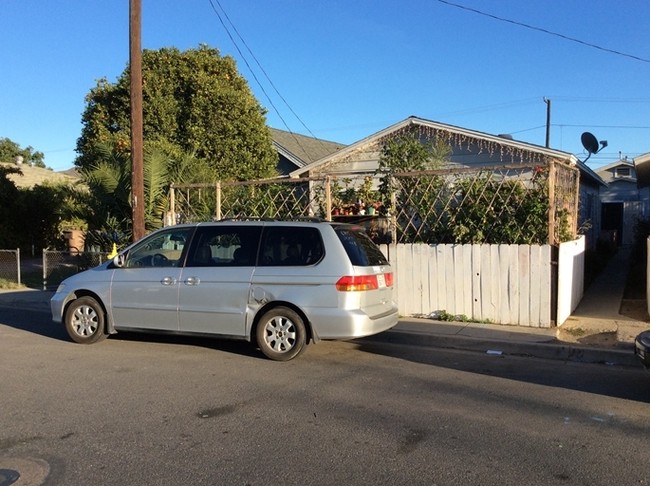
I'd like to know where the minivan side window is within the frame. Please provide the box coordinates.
[259,227,324,266]
[124,228,193,268]
[335,228,388,266]
[187,226,262,267]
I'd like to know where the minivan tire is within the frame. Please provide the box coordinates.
[64,296,107,344]
[256,307,306,361]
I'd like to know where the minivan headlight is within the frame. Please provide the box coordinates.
[638,332,650,348]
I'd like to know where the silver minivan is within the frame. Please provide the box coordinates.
[51,220,398,360]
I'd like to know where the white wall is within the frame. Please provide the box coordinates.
[556,236,585,326]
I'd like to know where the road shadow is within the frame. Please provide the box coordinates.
[0,305,69,341]
[353,337,650,403]
[111,330,263,359]
[0,302,267,360]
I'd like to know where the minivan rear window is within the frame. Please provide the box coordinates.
[335,227,389,266]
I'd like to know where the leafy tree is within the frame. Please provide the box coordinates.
[76,45,277,182]
[0,166,22,248]
[0,166,71,251]
[376,134,450,242]
[378,134,449,173]
[18,183,71,251]
[0,137,45,168]
[449,173,549,244]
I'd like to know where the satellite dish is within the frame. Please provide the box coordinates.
[581,132,599,154]
[580,132,608,162]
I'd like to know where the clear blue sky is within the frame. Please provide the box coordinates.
[1,0,649,171]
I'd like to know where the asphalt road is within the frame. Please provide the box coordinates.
[1,307,649,485]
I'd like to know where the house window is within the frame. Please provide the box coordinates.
[615,167,631,177]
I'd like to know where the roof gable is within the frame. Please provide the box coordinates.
[290,116,603,186]
[596,159,636,185]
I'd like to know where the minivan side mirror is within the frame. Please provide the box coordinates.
[112,254,127,268]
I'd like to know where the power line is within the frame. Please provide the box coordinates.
[437,97,540,118]
[551,96,650,104]
[435,0,650,64]
[555,123,650,130]
[207,0,291,132]
[208,0,328,156]
[512,123,650,133]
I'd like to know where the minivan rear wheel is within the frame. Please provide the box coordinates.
[64,296,107,344]
[256,307,306,361]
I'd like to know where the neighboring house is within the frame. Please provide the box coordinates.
[596,158,650,246]
[290,116,605,247]
[270,127,346,175]
[634,151,650,233]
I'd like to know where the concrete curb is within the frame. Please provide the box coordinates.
[368,328,641,368]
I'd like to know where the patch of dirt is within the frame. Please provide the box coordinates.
[556,317,620,348]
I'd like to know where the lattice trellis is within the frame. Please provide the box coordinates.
[169,160,579,246]
[170,178,326,223]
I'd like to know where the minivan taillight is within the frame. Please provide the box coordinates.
[384,272,394,287]
[336,275,378,292]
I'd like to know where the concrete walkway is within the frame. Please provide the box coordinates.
[559,245,649,346]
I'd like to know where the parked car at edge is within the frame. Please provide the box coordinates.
[51,220,398,361]
[634,330,650,369]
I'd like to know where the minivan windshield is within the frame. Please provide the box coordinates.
[335,227,389,266]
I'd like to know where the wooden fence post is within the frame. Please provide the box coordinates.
[325,176,332,220]
[216,181,222,221]
[572,166,580,239]
[169,184,176,225]
[548,160,556,245]
[390,174,398,244]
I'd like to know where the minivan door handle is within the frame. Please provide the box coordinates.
[184,276,200,286]
[160,276,176,286]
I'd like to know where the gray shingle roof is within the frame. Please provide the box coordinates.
[270,128,346,168]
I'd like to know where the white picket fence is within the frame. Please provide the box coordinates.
[386,237,585,328]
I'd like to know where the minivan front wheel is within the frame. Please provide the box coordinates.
[256,307,306,361]
[64,296,107,344]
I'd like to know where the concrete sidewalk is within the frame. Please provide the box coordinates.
[558,245,649,349]
[374,317,640,367]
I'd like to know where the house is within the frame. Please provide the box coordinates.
[596,157,650,246]
[171,117,613,326]
[289,116,605,247]
[270,127,346,175]
[633,151,650,237]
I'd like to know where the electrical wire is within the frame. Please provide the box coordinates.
[207,1,290,130]
[208,0,329,158]
[435,0,650,64]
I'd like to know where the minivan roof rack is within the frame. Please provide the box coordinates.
[214,216,328,223]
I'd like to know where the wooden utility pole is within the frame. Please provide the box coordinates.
[544,97,551,148]
[130,0,145,241]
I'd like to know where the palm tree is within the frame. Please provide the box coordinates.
[69,143,211,251]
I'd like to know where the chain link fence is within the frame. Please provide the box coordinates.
[0,250,113,290]
[170,160,579,246]
[42,250,110,290]
[0,249,21,286]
